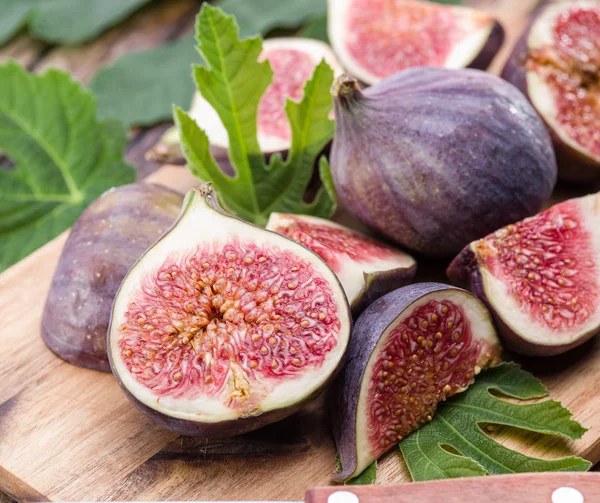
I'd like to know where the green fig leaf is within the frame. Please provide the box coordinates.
[89,35,201,127]
[300,15,329,43]
[0,62,135,271]
[0,0,151,45]
[340,363,590,483]
[215,0,327,38]
[175,5,335,225]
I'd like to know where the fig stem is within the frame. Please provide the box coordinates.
[332,74,363,109]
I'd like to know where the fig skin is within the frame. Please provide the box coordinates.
[331,282,501,482]
[108,184,352,437]
[330,68,557,257]
[468,21,506,72]
[501,3,600,182]
[42,183,183,372]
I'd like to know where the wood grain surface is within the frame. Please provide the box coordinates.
[1,0,600,502]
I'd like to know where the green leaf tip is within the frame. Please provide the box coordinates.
[0,61,135,271]
[176,4,337,226]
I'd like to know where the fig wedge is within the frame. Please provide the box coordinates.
[448,192,600,356]
[266,213,416,315]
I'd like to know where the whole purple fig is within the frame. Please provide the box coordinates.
[330,68,557,257]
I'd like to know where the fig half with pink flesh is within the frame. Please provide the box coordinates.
[266,213,416,315]
[332,283,501,482]
[42,183,183,372]
[108,184,351,437]
[501,2,600,181]
[448,193,600,357]
[328,0,504,85]
[149,38,344,164]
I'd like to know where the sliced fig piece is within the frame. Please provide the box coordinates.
[502,2,600,182]
[42,184,183,372]
[108,184,351,437]
[148,38,344,164]
[266,213,416,315]
[328,0,504,85]
[448,193,600,357]
[332,283,501,482]
[330,69,557,257]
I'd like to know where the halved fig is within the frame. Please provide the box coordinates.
[332,283,501,482]
[502,2,600,181]
[328,0,504,85]
[42,183,183,372]
[108,184,352,437]
[266,213,416,315]
[448,192,600,356]
[148,38,344,164]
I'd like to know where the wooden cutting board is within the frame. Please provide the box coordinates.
[2,1,600,502]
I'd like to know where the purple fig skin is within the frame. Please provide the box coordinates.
[501,5,600,183]
[330,68,557,257]
[42,184,183,372]
[331,282,499,482]
[468,21,506,71]
[448,246,600,357]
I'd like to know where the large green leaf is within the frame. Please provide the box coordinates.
[0,0,151,45]
[89,36,200,127]
[215,0,327,38]
[0,62,135,271]
[175,5,335,225]
[400,363,590,481]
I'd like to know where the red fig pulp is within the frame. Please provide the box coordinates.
[502,1,600,181]
[266,213,416,315]
[108,184,351,437]
[332,283,501,482]
[330,69,557,257]
[328,0,504,85]
[448,192,600,356]
[149,38,344,164]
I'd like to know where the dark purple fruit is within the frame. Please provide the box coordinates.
[501,2,600,182]
[330,68,557,257]
[328,0,504,85]
[42,183,183,372]
[266,213,417,315]
[108,184,351,437]
[332,283,501,482]
[448,192,600,356]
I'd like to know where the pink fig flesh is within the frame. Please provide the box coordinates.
[266,213,417,315]
[332,283,501,482]
[501,2,600,181]
[328,0,504,85]
[108,184,351,437]
[42,183,183,372]
[448,192,600,356]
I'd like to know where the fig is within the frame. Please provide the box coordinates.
[501,2,600,182]
[330,69,557,257]
[332,283,501,482]
[108,184,352,437]
[448,192,600,357]
[149,38,344,164]
[328,0,504,85]
[42,184,183,372]
[266,213,416,315]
